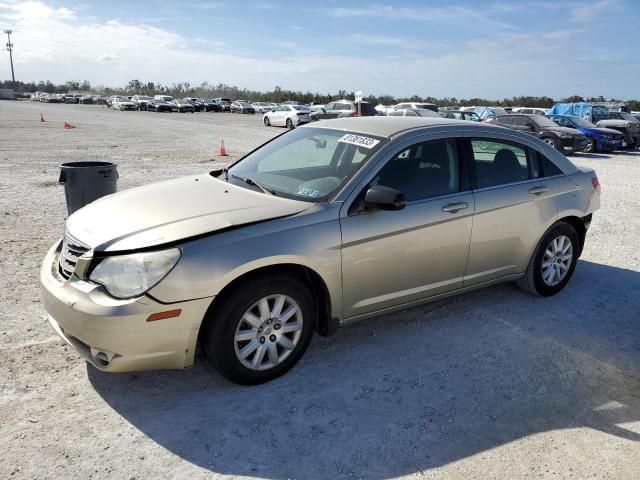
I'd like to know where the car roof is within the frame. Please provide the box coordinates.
[300,116,472,138]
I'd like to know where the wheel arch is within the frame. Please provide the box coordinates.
[556,215,588,256]
[199,263,338,345]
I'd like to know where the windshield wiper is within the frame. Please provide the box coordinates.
[230,174,277,195]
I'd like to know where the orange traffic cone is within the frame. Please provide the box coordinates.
[40,113,46,122]
[219,138,227,156]
[63,122,75,129]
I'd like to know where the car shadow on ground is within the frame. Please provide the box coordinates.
[88,260,640,479]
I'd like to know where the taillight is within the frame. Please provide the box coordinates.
[591,175,601,194]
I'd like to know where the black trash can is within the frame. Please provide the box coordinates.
[59,161,119,215]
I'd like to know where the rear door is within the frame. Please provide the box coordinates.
[463,135,569,286]
[340,134,474,319]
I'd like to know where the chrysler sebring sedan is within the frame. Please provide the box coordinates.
[40,117,600,384]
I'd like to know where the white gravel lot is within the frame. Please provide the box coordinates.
[1,101,640,479]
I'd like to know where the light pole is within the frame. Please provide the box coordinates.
[4,29,15,84]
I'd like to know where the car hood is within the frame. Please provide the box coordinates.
[579,126,623,136]
[547,126,583,136]
[596,119,631,127]
[65,174,311,252]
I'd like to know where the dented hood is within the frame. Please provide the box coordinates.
[65,173,310,252]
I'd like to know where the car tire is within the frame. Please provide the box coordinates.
[542,137,558,150]
[585,137,596,153]
[264,116,271,126]
[516,221,579,297]
[286,118,294,129]
[201,275,315,385]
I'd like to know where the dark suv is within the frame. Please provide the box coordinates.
[310,100,378,121]
[486,114,588,154]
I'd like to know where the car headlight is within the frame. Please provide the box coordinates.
[89,248,181,299]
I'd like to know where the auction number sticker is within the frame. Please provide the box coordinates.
[338,134,380,149]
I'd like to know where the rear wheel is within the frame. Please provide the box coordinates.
[201,275,315,385]
[517,222,579,296]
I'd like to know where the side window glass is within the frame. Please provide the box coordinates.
[372,139,460,202]
[471,139,530,188]
[537,151,563,177]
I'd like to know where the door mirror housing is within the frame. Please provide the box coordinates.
[364,185,406,211]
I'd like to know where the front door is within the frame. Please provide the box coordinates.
[340,136,474,320]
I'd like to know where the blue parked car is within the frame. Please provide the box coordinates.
[546,115,624,153]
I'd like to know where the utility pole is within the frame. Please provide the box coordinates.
[4,29,15,84]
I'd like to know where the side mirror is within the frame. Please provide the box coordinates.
[364,185,406,211]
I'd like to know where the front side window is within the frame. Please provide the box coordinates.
[228,127,385,201]
[471,139,529,188]
[372,139,460,202]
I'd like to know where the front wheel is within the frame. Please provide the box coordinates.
[201,275,315,385]
[585,137,596,153]
[264,116,271,126]
[517,221,579,296]
[542,137,558,150]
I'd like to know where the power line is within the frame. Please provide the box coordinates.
[4,29,15,84]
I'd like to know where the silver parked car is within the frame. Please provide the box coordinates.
[40,117,600,384]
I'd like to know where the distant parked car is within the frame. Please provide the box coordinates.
[598,111,640,148]
[485,114,588,154]
[546,115,624,152]
[154,95,175,103]
[263,105,312,128]
[131,95,151,111]
[147,98,173,112]
[252,102,273,113]
[201,99,221,112]
[215,98,232,111]
[375,104,393,115]
[310,100,377,120]
[112,96,135,111]
[513,107,547,115]
[63,94,78,104]
[79,95,94,104]
[387,108,442,118]
[441,110,480,122]
[182,97,205,112]
[170,99,195,113]
[230,101,256,114]
[389,102,438,113]
[475,106,510,120]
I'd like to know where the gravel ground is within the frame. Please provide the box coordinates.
[1,101,640,479]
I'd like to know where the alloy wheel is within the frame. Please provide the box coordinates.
[233,294,304,371]
[541,235,573,286]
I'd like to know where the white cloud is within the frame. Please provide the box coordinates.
[570,0,618,22]
[97,52,118,62]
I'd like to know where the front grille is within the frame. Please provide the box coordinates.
[59,233,90,279]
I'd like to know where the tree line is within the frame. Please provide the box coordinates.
[2,79,639,111]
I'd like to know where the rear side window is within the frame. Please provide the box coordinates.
[532,151,563,177]
[470,139,529,188]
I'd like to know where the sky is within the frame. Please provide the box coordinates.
[1,0,639,99]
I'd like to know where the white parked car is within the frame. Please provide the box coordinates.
[112,96,135,111]
[375,104,392,115]
[252,102,273,113]
[263,105,312,128]
[389,102,438,113]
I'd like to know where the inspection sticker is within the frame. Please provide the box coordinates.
[338,134,380,149]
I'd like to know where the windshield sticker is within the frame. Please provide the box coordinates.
[295,187,322,198]
[338,134,380,149]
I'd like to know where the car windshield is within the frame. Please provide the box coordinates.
[138,96,149,100]
[618,112,638,121]
[293,106,310,111]
[532,115,559,128]
[226,127,386,201]
[569,116,595,128]
[491,108,508,116]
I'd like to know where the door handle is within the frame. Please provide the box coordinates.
[528,186,549,196]
[442,202,469,213]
